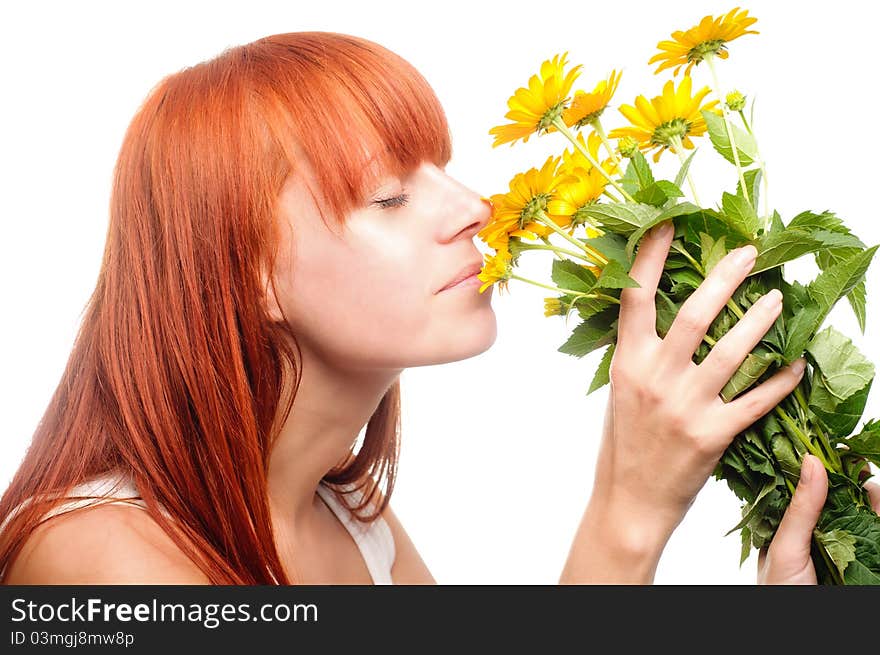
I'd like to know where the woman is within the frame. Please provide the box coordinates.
[0,32,871,585]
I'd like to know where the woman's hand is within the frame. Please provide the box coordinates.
[561,220,806,583]
[758,455,880,584]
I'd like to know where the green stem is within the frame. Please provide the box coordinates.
[509,273,620,305]
[775,406,830,467]
[705,55,750,207]
[737,108,771,228]
[535,210,608,266]
[602,187,624,203]
[669,135,701,205]
[528,238,592,263]
[792,385,842,472]
[815,534,845,585]
[591,117,621,168]
[551,117,635,202]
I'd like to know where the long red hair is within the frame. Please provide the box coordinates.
[0,32,452,584]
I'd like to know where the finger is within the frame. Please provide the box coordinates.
[865,480,880,514]
[660,244,758,369]
[697,288,783,397]
[770,455,828,562]
[758,546,768,569]
[714,358,806,441]
[618,221,674,348]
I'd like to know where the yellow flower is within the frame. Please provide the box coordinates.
[478,249,513,294]
[560,131,617,177]
[562,70,621,128]
[608,76,720,163]
[478,156,574,247]
[544,297,566,317]
[490,53,582,147]
[649,7,759,76]
[547,167,606,237]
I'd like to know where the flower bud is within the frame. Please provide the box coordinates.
[725,90,746,112]
[617,136,639,158]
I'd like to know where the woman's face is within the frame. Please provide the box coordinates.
[270,159,496,370]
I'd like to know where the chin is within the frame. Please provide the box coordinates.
[431,306,498,365]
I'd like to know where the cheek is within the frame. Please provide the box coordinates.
[278,238,433,356]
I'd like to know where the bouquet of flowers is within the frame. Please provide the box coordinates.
[477,7,880,584]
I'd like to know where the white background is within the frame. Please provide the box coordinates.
[2,0,878,584]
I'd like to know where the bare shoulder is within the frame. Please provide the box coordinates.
[5,503,211,584]
[379,501,436,584]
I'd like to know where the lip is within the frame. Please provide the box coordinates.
[436,260,484,293]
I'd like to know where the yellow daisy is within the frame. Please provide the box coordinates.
[477,156,574,247]
[560,131,618,177]
[478,248,513,294]
[562,70,621,128]
[547,166,607,237]
[649,7,759,76]
[608,76,720,163]
[490,53,582,147]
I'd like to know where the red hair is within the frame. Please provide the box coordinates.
[0,32,451,584]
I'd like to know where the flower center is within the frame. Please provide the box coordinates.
[572,204,598,227]
[538,103,566,133]
[651,117,690,147]
[688,39,726,63]
[520,192,551,226]
[574,107,605,129]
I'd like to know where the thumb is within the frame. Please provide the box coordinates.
[771,455,828,561]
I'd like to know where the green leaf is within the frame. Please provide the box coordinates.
[580,232,630,267]
[843,559,880,584]
[619,150,654,194]
[668,268,704,295]
[721,191,760,239]
[726,477,779,535]
[558,307,618,358]
[845,419,880,468]
[623,202,702,262]
[588,343,615,395]
[719,346,782,402]
[633,180,684,207]
[752,228,827,275]
[673,149,697,191]
[581,202,661,237]
[700,233,727,275]
[809,245,879,331]
[740,524,752,566]
[770,434,801,482]
[783,245,880,363]
[702,109,758,166]
[815,529,858,580]
[810,380,873,440]
[551,258,597,293]
[738,168,762,212]
[806,326,875,402]
[594,258,640,290]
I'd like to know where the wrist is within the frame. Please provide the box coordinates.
[559,487,679,584]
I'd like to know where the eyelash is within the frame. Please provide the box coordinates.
[373,193,410,209]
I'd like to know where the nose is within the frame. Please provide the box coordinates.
[439,179,492,243]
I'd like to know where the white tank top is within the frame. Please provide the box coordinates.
[2,471,396,584]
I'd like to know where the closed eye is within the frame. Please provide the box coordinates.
[373,193,410,209]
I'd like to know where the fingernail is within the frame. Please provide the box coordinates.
[652,221,673,239]
[733,245,757,267]
[759,288,783,309]
[791,358,806,376]
[800,455,814,484]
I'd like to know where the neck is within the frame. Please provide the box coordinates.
[266,337,401,530]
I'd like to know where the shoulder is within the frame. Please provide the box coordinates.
[379,501,436,584]
[5,502,211,584]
